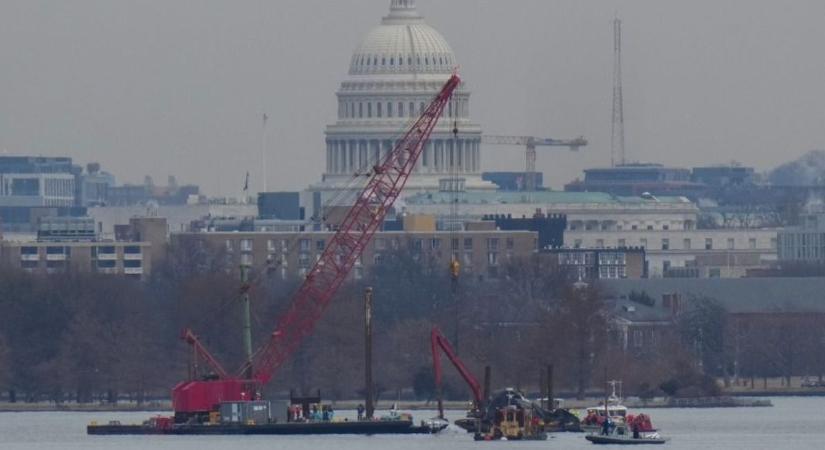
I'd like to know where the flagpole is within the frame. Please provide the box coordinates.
[261,113,268,194]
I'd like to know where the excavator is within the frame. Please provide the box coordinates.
[431,327,581,438]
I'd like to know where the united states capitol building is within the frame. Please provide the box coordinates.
[308,0,496,213]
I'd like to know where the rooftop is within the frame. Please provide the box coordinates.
[602,278,825,315]
[405,190,694,207]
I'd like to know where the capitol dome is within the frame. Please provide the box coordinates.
[313,0,495,205]
[349,1,456,76]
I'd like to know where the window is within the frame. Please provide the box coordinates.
[225,240,233,252]
[431,239,441,250]
[46,260,65,270]
[770,238,777,249]
[464,238,473,250]
[705,238,713,250]
[412,239,423,251]
[240,239,253,252]
[683,239,691,250]
[663,224,670,231]
[298,253,311,268]
[299,239,311,252]
[488,252,498,266]
[663,260,671,272]
[399,102,404,117]
[124,259,142,268]
[463,252,473,265]
[451,238,459,251]
[367,103,372,118]
[316,240,325,251]
[21,260,38,269]
[359,102,363,118]
[375,238,386,250]
[631,225,638,230]
[267,239,276,252]
[124,245,141,254]
[662,239,670,250]
[240,254,253,266]
[487,238,499,250]
[647,225,654,231]
[574,239,582,249]
[46,246,65,255]
[97,259,116,268]
[596,239,605,248]
[377,102,382,118]
[749,238,757,249]
[727,238,735,250]
[21,246,38,255]
[618,239,626,248]
[387,102,393,118]
[506,238,514,250]
[633,330,643,348]
[640,238,647,248]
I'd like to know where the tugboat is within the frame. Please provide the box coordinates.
[473,398,547,441]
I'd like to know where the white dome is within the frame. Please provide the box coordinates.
[312,0,498,199]
[349,0,456,75]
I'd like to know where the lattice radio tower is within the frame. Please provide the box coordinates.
[611,17,625,167]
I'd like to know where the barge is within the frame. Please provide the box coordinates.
[88,417,446,436]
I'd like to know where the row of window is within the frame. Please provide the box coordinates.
[226,237,517,253]
[340,99,466,120]
[575,237,772,250]
[570,223,675,231]
[18,246,140,256]
[353,52,454,69]
[558,252,628,267]
[18,259,141,269]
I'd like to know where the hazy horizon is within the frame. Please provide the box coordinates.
[2,0,824,196]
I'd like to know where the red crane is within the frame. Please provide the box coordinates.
[172,74,463,422]
[431,327,484,419]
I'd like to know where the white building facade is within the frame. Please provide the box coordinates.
[566,228,779,278]
[310,0,495,211]
[777,213,825,262]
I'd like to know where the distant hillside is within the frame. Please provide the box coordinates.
[769,150,825,186]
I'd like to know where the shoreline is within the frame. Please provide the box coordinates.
[0,394,790,413]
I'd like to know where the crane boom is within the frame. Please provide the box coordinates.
[431,326,484,419]
[248,74,462,385]
[171,74,462,419]
[482,135,586,149]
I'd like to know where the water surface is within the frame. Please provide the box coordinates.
[1,397,822,449]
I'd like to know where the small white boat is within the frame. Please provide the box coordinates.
[580,381,628,433]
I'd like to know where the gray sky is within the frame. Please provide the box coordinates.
[2,0,824,195]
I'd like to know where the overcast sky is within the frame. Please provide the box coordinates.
[2,0,824,195]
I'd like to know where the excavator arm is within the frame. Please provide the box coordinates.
[431,327,483,418]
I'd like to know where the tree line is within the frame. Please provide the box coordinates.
[1,240,822,405]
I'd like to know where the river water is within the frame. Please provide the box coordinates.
[1,397,822,449]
